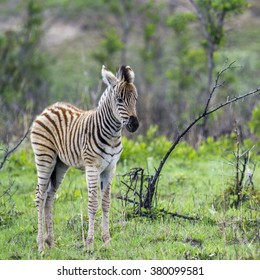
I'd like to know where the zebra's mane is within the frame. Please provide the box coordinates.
[116,65,134,83]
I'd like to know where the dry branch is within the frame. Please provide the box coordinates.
[159,209,200,221]
[117,168,201,221]
[0,128,30,170]
[148,62,260,196]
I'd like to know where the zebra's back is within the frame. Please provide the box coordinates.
[31,102,90,168]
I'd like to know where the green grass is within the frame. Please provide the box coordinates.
[0,141,259,260]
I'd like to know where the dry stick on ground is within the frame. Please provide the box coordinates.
[147,63,260,203]
[117,168,200,220]
[232,125,256,206]
[0,129,30,170]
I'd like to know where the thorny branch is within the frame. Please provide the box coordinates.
[148,62,260,196]
[0,180,18,205]
[232,127,256,207]
[117,168,155,211]
[117,168,200,221]
[203,61,239,116]
[159,209,200,221]
[0,128,30,170]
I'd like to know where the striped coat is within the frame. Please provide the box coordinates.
[31,65,139,251]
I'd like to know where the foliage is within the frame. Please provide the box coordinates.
[166,12,196,34]
[0,0,50,140]
[0,179,22,228]
[248,102,260,138]
[197,135,236,158]
[165,12,206,124]
[121,125,259,166]
[0,0,47,107]
[196,0,248,47]
[138,0,164,88]
[44,0,106,11]
[121,125,173,164]
[92,28,124,70]
[221,182,260,210]
[7,149,36,172]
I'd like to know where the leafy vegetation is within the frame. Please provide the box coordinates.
[0,1,50,140]
[249,103,260,139]
[121,125,259,164]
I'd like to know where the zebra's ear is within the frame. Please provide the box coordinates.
[116,65,135,83]
[101,65,117,87]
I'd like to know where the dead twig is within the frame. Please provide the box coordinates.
[117,196,140,205]
[159,209,200,221]
[148,85,260,197]
[0,128,30,170]
[117,169,200,221]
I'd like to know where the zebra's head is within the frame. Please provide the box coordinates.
[101,65,139,133]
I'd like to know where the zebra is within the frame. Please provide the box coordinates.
[31,65,139,251]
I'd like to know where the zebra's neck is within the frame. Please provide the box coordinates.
[96,88,122,138]
[98,87,110,107]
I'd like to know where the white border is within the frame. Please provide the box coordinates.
[0,260,259,280]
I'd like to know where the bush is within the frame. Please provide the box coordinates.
[121,125,173,164]
[121,125,198,164]
[249,103,260,138]
[7,149,35,172]
[121,125,260,166]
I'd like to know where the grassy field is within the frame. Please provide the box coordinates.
[0,136,259,260]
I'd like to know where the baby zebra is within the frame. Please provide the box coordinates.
[31,65,139,251]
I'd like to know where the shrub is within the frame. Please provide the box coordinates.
[249,103,260,138]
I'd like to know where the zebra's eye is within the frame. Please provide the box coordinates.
[117,98,124,104]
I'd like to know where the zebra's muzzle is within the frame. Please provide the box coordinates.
[126,116,139,133]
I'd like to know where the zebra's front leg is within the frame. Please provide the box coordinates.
[86,167,99,250]
[100,166,115,247]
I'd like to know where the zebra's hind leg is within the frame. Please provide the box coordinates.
[35,183,48,252]
[44,158,68,247]
[34,153,57,252]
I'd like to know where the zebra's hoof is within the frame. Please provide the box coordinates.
[86,236,94,252]
[102,232,110,245]
[37,236,44,252]
[45,236,54,247]
[102,239,110,248]
[86,243,94,253]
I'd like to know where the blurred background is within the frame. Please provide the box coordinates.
[0,0,259,145]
